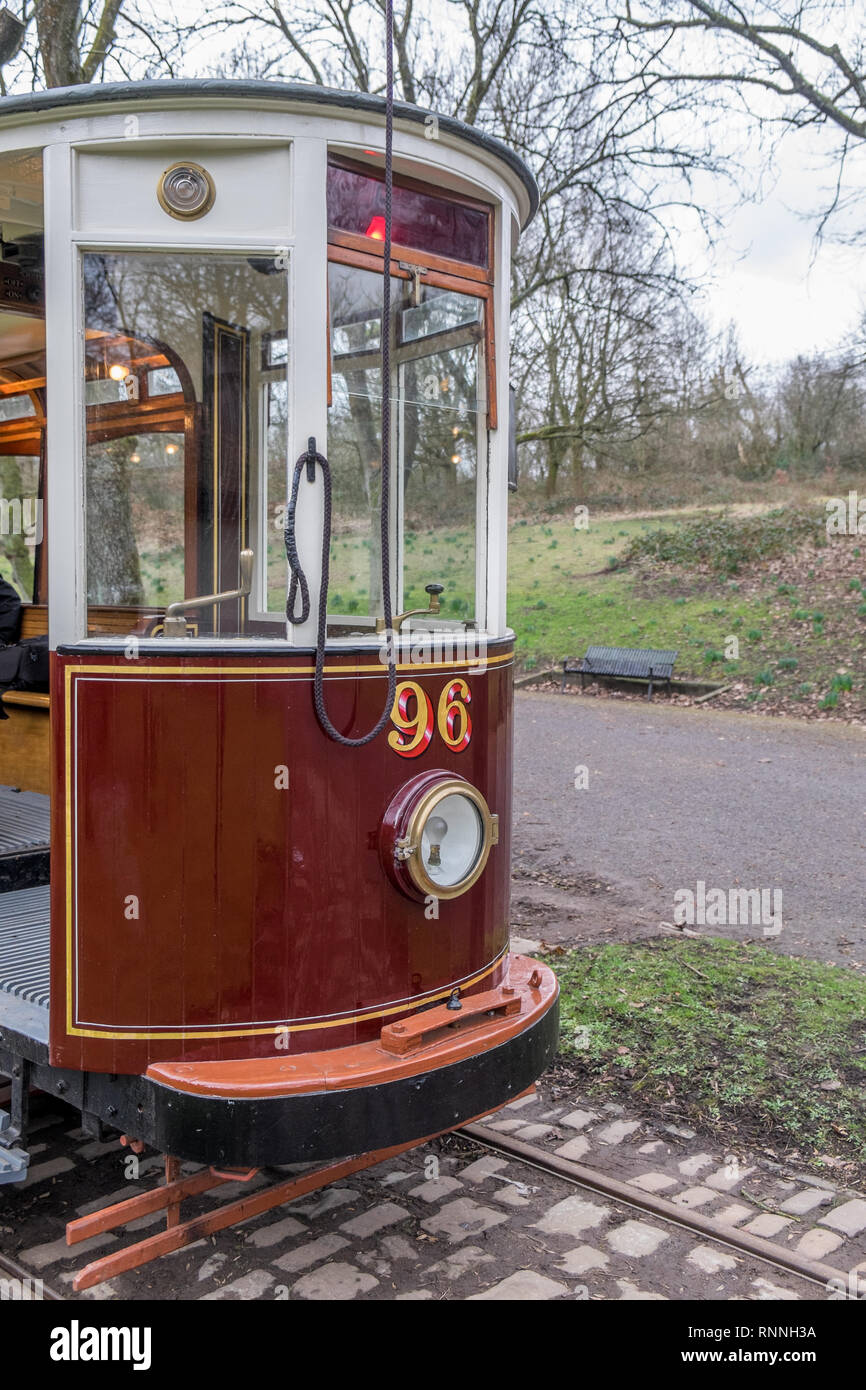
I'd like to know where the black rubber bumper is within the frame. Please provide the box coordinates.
[144,993,560,1168]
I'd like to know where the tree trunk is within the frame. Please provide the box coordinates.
[36,1,85,87]
[544,439,562,497]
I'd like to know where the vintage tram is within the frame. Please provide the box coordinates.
[0,78,558,1213]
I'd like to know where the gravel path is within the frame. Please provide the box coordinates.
[512,693,866,966]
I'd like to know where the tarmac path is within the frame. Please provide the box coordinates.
[512,692,866,966]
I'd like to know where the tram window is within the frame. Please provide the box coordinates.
[147,365,182,397]
[81,251,288,637]
[327,261,388,621]
[264,374,288,612]
[262,333,288,370]
[86,432,185,608]
[328,161,489,270]
[399,286,481,627]
[401,290,481,342]
[327,262,483,627]
[0,393,36,421]
[86,376,133,407]
[0,151,45,605]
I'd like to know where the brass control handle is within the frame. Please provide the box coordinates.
[376,581,445,634]
[424,583,444,612]
[162,549,254,637]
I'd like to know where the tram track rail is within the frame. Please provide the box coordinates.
[460,1123,849,1296]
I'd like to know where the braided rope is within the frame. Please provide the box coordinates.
[284,0,397,746]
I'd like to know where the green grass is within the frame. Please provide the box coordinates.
[504,504,866,711]
[509,569,772,677]
[556,938,866,1172]
[326,524,477,618]
[506,510,776,677]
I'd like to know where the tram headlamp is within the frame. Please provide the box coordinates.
[382,773,498,901]
[158,162,216,220]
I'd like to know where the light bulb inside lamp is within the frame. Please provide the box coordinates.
[426,814,448,869]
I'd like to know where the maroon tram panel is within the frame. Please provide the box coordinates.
[49,642,514,1073]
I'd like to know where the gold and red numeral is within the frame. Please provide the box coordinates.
[388,681,434,758]
[437,679,472,752]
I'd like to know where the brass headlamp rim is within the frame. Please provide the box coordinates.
[400,778,497,900]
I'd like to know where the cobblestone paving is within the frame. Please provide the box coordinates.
[4,1082,866,1301]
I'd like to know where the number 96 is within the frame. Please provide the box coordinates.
[388,679,472,758]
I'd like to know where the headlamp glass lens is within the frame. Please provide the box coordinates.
[420,793,483,888]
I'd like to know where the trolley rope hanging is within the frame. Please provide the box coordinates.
[284,0,397,747]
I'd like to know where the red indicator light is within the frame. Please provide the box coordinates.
[365,215,386,241]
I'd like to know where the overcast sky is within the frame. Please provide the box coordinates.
[700,152,866,366]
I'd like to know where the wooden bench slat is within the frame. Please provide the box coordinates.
[1,691,49,710]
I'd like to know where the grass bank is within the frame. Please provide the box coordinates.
[507,504,866,717]
[555,938,866,1178]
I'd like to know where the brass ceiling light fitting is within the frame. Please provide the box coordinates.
[157,162,216,220]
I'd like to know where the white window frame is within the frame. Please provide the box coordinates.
[46,135,329,651]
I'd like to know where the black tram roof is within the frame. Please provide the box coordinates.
[0,79,539,226]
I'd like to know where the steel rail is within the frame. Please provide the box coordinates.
[460,1123,849,1295]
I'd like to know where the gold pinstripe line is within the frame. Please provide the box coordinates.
[66,949,507,1040]
[63,650,512,679]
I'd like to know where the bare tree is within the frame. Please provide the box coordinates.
[610,1,866,240]
[0,1,183,91]
[188,1,727,495]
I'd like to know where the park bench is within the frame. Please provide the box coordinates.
[562,645,678,700]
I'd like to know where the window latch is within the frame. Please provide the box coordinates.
[398,262,428,306]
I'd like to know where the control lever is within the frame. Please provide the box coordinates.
[162,549,254,637]
[376,582,444,634]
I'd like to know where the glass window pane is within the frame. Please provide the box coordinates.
[328,262,483,627]
[0,393,36,421]
[263,333,288,369]
[265,377,288,612]
[400,337,479,627]
[0,151,44,607]
[86,432,184,607]
[327,261,386,620]
[82,252,288,638]
[86,376,132,406]
[327,164,489,268]
[401,290,481,343]
[147,365,182,397]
